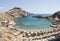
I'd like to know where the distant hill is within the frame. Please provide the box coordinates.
[0,7,29,21]
[6,7,29,17]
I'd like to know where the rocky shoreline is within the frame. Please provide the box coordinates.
[0,7,60,41]
[33,11,60,25]
[0,24,60,41]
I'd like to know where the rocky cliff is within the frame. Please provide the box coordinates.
[6,7,28,17]
[0,7,29,21]
[46,11,60,24]
[0,7,29,27]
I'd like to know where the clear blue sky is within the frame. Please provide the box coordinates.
[0,0,60,14]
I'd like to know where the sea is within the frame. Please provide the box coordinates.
[14,14,52,29]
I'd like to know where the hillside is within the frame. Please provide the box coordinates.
[46,11,60,24]
[0,7,29,21]
[6,7,28,17]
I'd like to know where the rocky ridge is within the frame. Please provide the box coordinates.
[33,11,60,24]
[46,11,60,24]
[0,7,28,21]
[6,7,28,17]
[0,7,29,26]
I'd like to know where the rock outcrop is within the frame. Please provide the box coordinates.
[0,7,29,41]
[0,13,13,21]
[0,7,29,27]
[0,7,29,20]
[6,7,28,17]
[46,11,60,24]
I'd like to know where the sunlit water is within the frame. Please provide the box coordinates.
[14,14,52,29]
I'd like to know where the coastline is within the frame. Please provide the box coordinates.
[0,20,60,41]
[10,24,60,41]
[9,24,60,41]
[0,7,60,41]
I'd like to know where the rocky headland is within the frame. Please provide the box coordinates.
[0,7,28,20]
[0,7,60,41]
[33,11,60,24]
[6,7,29,17]
[0,7,29,41]
[46,11,60,24]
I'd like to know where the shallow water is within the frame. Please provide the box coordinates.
[14,14,52,29]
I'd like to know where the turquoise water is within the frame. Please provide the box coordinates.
[14,14,52,29]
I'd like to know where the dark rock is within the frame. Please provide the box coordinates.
[32,15,46,18]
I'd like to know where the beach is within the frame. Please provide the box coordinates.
[0,24,60,41]
[0,7,60,41]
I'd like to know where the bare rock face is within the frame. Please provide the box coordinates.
[0,13,13,21]
[46,11,60,24]
[6,7,28,17]
[52,11,60,19]
[0,7,29,21]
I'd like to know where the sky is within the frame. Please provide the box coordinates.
[0,0,60,14]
